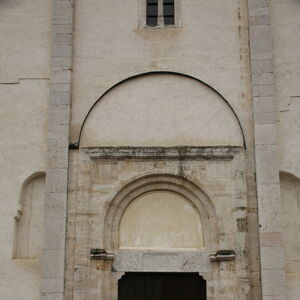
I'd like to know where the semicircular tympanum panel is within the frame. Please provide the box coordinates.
[119,191,203,250]
[80,73,243,147]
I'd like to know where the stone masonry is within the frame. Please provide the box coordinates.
[248,0,287,298]
[41,0,74,299]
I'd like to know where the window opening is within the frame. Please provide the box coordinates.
[146,0,176,27]
[163,0,175,25]
[146,0,158,26]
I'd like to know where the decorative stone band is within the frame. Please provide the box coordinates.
[84,146,243,161]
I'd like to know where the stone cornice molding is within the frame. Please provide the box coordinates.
[84,146,243,161]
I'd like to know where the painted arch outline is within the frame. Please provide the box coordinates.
[78,71,246,148]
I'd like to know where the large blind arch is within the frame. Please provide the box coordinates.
[79,72,246,148]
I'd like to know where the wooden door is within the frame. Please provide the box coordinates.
[118,272,206,300]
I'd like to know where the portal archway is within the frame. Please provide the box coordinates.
[104,173,217,252]
[119,190,204,250]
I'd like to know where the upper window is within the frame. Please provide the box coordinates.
[163,0,175,25]
[146,0,176,27]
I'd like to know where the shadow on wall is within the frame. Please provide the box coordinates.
[280,172,300,299]
[12,172,45,260]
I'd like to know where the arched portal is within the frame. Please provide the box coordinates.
[104,173,217,252]
[119,190,204,250]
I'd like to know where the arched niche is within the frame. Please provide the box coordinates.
[104,174,217,252]
[119,191,204,250]
[280,172,300,299]
[13,172,45,259]
[80,72,245,148]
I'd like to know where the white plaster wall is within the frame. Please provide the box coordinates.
[0,0,51,83]
[271,0,300,178]
[0,0,51,299]
[80,74,244,147]
[72,0,252,145]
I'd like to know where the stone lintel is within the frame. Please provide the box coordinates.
[84,146,243,161]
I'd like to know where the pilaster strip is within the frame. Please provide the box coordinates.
[41,1,74,299]
[248,0,287,298]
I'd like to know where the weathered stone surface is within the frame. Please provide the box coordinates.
[1,0,299,299]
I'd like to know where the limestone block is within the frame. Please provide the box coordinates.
[253,96,276,113]
[40,278,64,294]
[48,124,69,139]
[257,184,282,232]
[47,153,68,170]
[53,33,73,46]
[48,137,69,151]
[255,145,279,184]
[262,59,273,73]
[51,57,72,68]
[260,246,285,270]
[41,292,63,300]
[254,124,277,145]
[249,7,269,17]
[263,281,286,296]
[53,14,73,25]
[253,111,277,125]
[251,52,272,60]
[43,217,66,250]
[249,14,270,26]
[52,24,73,34]
[252,84,274,97]
[48,105,70,125]
[50,92,71,105]
[46,169,68,193]
[41,250,65,279]
[262,269,285,283]
[45,193,67,219]
[207,161,231,180]
[252,73,274,85]
[50,83,71,92]
[50,69,72,84]
[260,232,283,247]
[248,0,268,10]
[52,45,72,58]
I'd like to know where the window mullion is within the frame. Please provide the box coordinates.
[157,0,164,26]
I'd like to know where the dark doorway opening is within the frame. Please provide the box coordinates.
[118,272,206,300]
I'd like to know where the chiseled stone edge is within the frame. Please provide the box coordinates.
[248,0,287,298]
[84,146,243,160]
[41,1,74,299]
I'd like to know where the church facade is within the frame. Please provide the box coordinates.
[0,0,300,299]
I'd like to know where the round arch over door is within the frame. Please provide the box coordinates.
[119,190,204,251]
[103,173,217,252]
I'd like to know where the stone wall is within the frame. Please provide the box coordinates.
[65,147,251,299]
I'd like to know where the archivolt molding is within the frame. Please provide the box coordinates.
[103,173,218,252]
